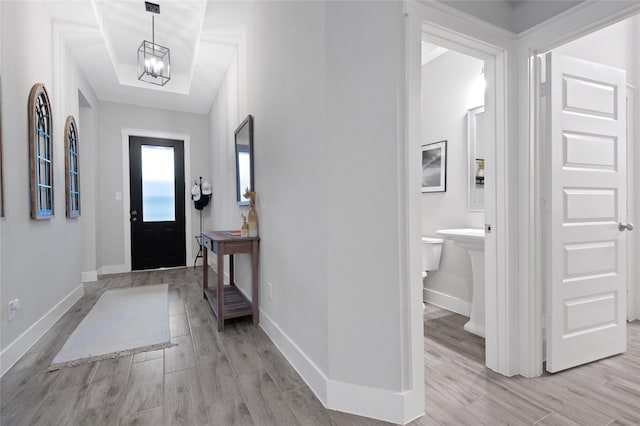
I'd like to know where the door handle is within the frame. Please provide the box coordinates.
[130,209,138,222]
[618,222,634,231]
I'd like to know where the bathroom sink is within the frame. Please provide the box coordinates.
[435,228,486,337]
[435,228,484,251]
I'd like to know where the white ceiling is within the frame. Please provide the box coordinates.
[421,41,448,65]
[45,0,254,114]
[441,0,584,34]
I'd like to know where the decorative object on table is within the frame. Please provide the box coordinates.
[235,115,254,206]
[226,229,241,236]
[191,176,212,267]
[421,140,447,193]
[243,187,258,237]
[475,159,485,185]
[137,1,171,86]
[49,284,173,370]
[64,116,81,218]
[28,83,54,219]
[241,213,249,237]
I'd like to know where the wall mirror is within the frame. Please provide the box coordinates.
[234,115,254,206]
[467,106,485,211]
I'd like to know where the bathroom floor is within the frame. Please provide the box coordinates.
[421,303,640,425]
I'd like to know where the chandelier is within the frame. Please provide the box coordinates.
[137,2,170,86]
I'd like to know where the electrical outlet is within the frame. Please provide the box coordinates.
[268,282,273,299]
[8,299,19,321]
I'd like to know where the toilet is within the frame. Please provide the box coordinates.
[421,237,443,309]
[421,237,443,278]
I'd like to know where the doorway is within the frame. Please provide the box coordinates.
[120,129,193,273]
[420,44,488,354]
[129,136,186,270]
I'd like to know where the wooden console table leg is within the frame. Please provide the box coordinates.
[203,245,208,299]
[252,240,259,326]
[230,254,235,287]
[217,245,225,331]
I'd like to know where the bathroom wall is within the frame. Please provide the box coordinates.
[421,49,484,314]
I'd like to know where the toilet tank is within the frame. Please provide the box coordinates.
[421,237,443,271]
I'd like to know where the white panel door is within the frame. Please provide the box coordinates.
[546,53,628,373]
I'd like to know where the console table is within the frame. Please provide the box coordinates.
[201,231,260,331]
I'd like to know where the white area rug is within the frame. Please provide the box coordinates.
[49,284,172,371]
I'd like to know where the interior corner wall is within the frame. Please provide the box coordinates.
[0,1,95,364]
[420,50,484,311]
[79,95,99,280]
[208,1,416,423]
[96,101,210,271]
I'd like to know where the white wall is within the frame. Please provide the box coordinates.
[209,0,330,390]
[97,101,210,271]
[421,50,484,310]
[79,94,99,281]
[0,1,97,365]
[635,16,640,321]
[208,1,419,423]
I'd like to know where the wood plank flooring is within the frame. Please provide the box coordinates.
[417,303,640,426]
[1,268,639,425]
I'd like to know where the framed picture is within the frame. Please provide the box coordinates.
[475,158,485,185]
[421,140,447,193]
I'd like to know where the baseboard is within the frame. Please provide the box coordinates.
[81,270,98,282]
[0,283,84,377]
[326,380,419,425]
[423,288,471,317]
[98,264,129,275]
[259,310,329,404]
[259,310,421,424]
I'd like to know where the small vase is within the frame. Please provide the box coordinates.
[248,206,258,237]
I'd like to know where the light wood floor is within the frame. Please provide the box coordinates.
[419,303,640,426]
[1,268,639,425]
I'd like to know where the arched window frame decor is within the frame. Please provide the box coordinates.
[28,83,54,219]
[64,116,80,217]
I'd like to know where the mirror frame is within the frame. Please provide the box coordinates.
[234,115,254,206]
[467,105,485,212]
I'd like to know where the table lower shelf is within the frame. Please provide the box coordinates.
[204,285,253,321]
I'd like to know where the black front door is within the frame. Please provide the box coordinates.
[129,136,186,270]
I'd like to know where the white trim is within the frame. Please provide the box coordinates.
[0,283,84,377]
[260,310,419,425]
[81,271,98,282]
[423,289,471,317]
[522,0,640,378]
[98,264,129,275]
[627,87,636,321]
[259,310,328,404]
[326,380,417,425]
[120,128,192,272]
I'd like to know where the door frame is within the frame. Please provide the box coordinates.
[405,1,515,391]
[524,2,640,374]
[121,128,192,272]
